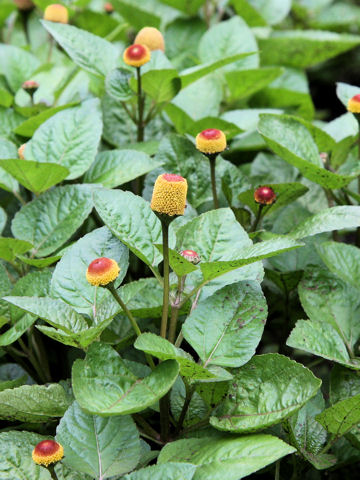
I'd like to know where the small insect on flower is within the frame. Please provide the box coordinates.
[151,173,188,217]
[180,250,200,265]
[254,186,276,205]
[347,94,360,113]
[195,129,227,155]
[44,4,69,23]
[18,144,26,159]
[123,44,151,67]
[86,257,120,286]
[32,440,64,467]
[135,27,165,52]
[104,2,114,13]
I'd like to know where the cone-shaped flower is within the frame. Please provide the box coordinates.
[32,440,64,467]
[22,80,39,95]
[44,4,68,23]
[123,44,151,67]
[135,27,165,52]
[348,94,360,114]
[104,2,114,13]
[14,0,34,10]
[180,249,200,264]
[254,186,276,205]
[195,129,227,155]
[86,257,120,286]
[18,143,26,159]
[151,173,188,217]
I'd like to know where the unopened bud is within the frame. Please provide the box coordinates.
[123,44,151,68]
[195,129,227,155]
[254,186,276,205]
[135,27,165,52]
[180,250,200,264]
[150,173,188,217]
[44,4,69,23]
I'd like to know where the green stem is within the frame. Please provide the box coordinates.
[275,460,280,480]
[168,276,183,344]
[18,337,48,384]
[29,327,51,383]
[175,382,195,435]
[105,22,128,42]
[160,221,170,339]
[47,35,54,63]
[48,464,59,480]
[209,155,219,209]
[107,283,155,370]
[320,434,337,454]
[136,66,144,142]
[250,204,264,232]
[133,413,160,441]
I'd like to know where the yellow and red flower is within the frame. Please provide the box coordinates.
[347,94,360,114]
[180,250,200,264]
[86,257,120,286]
[135,27,165,52]
[195,129,227,155]
[123,44,151,68]
[104,2,114,13]
[254,186,276,205]
[44,4,68,24]
[22,80,39,94]
[32,440,64,467]
[151,173,188,217]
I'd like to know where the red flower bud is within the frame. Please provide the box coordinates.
[104,2,114,13]
[22,80,39,95]
[123,44,151,67]
[254,186,276,205]
[180,250,200,264]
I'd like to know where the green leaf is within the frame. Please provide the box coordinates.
[105,68,134,102]
[41,20,118,76]
[210,354,321,432]
[111,0,177,29]
[158,434,295,480]
[56,401,141,478]
[0,237,33,262]
[72,343,180,415]
[225,67,283,101]
[158,0,204,15]
[231,0,267,26]
[26,100,102,180]
[0,363,31,391]
[135,333,227,380]
[124,463,197,480]
[180,53,256,89]
[155,245,198,276]
[243,0,292,25]
[0,431,52,480]
[51,226,128,317]
[0,383,70,422]
[258,114,358,188]
[18,254,61,268]
[93,189,162,268]
[182,281,267,368]
[198,16,259,69]
[0,87,13,108]
[258,30,360,68]
[0,315,36,347]
[13,103,78,138]
[316,394,360,437]
[238,183,309,216]
[0,159,69,194]
[336,81,360,109]
[0,45,40,92]
[289,206,360,239]
[84,150,161,188]
[316,241,360,290]
[11,184,93,257]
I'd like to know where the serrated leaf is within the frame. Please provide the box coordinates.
[41,20,118,76]
[158,434,295,480]
[11,185,93,257]
[56,401,141,479]
[0,237,33,262]
[124,463,197,480]
[51,226,128,317]
[26,100,102,180]
[106,68,134,102]
[316,394,360,437]
[0,315,35,347]
[94,189,162,268]
[225,67,283,101]
[210,354,321,432]
[0,159,69,194]
[0,45,40,92]
[183,281,267,368]
[0,383,70,422]
[72,343,180,415]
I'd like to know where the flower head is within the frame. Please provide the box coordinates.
[104,2,114,13]
[86,257,120,286]
[180,250,200,264]
[18,144,26,160]
[44,4,69,23]
[195,129,227,155]
[32,440,64,467]
[123,44,151,67]
[14,0,34,10]
[135,27,165,52]
[347,94,360,114]
[254,186,276,205]
[22,80,39,95]
[151,173,188,217]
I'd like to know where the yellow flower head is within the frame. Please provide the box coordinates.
[254,186,276,205]
[32,440,64,467]
[347,94,360,114]
[151,173,188,217]
[135,27,165,52]
[18,144,26,160]
[195,129,227,155]
[44,4,68,24]
[123,44,151,68]
[14,0,34,10]
[86,257,120,286]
